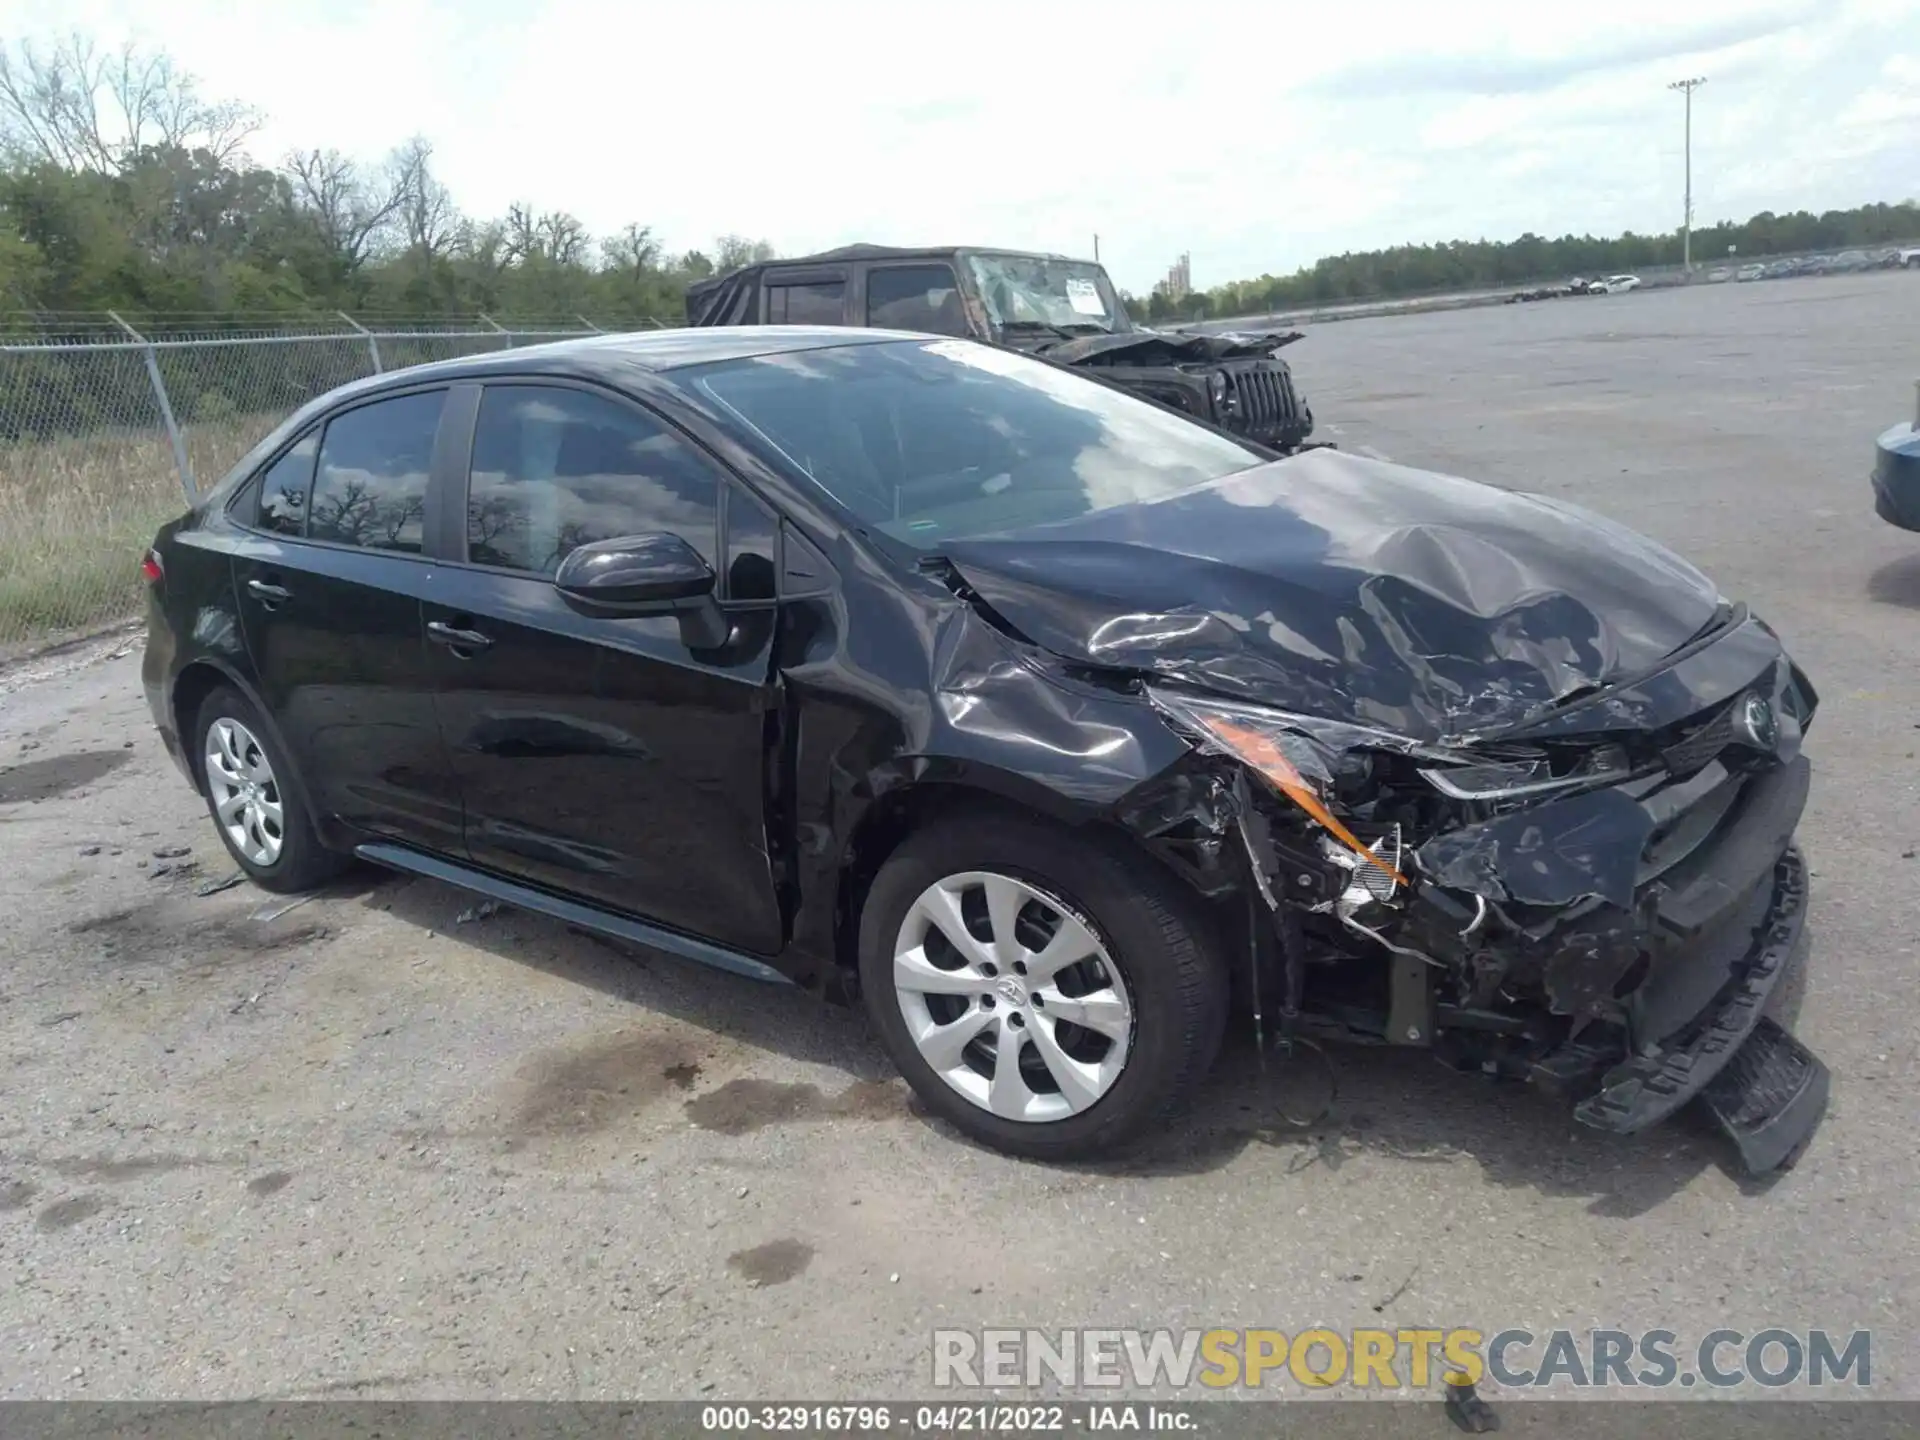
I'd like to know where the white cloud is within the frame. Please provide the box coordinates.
[14,0,1920,292]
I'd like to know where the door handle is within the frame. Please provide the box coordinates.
[246,578,291,605]
[426,620,495,652]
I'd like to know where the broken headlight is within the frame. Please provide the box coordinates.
[1147,688,1419,889]
[1416,744,1630,800]
[1147,689,1632,890]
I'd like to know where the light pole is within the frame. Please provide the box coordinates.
[1668,76,1707,270]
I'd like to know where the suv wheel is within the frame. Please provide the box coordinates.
[194,686,347,894]
[858,812,1227,1160]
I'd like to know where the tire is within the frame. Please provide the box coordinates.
[858,810,1228,1160]
[192,685,347,894]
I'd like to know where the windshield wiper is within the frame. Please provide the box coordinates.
[998,320,1073,340]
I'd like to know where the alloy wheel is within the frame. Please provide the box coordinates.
[892,870,1134,1122]
[204,717,285,867]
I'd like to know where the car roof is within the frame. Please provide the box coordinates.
[684,243,1096,303]
[315,325,925,401]
[211,326,933,498]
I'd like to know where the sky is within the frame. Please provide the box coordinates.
[10,0,1920,293]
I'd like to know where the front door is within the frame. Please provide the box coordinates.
[231,386,464,853]
[422,379,784,955]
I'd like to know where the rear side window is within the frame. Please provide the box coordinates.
[466,385,719,576]
[307,391,445,552]
[256,432,318,536]
[766,281,844,324]
[867,265,969,336]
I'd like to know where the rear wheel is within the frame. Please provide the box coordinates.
[194,686,347,894]
[858,811,1227,1160]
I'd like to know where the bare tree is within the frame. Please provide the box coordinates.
[503,201,590,266]
[283,147,405,272]
[602,223,661,281]
[0,34,261,172]
[713,234,776,273]
[387,135,460,262]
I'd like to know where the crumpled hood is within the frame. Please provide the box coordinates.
[939,449,1727,742]
[1016,327,1304,367]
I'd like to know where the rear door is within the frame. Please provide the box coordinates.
[421,378,785,954]
[230,385,464,852]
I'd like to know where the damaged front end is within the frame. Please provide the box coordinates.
[1130,639,1828,1175]
[935,451,1831,1172]
[1017,329,1316,453]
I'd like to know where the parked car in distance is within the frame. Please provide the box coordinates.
[1736,263,1768,281]
[140,326,1830,1171]
[1763,260,1800,279]
[1899,247,1920,269]
[1594,274,1642,294]
[1706,267,1733,283]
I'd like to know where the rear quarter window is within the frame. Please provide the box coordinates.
[255,433,319,536]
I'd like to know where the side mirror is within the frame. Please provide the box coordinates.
[554,533,715,606]
[553,533,729,648]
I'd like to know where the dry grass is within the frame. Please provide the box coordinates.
[0,419,266,657]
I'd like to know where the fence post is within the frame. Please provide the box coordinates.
[338,311,383,373]
[110,310,195,502]
[575,314,603,333]
[479,312,513,351]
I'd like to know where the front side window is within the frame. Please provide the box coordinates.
[256,432,318,537]
[307,391,445,552]
[466,385,719,576]
[766,281,845,325]
[689,338,1257,548]
[866,265,969,336]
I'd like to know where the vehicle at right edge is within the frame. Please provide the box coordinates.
[1873,389,1920,531]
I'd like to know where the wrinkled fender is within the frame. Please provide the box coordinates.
[773,536,1194,984]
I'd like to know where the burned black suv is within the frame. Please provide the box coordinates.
[685,244,1316,452]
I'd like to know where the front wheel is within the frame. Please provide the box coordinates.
[858,811,1227,1160]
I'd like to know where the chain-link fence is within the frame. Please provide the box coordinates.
[0,315,604,659]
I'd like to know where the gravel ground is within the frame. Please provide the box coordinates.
[2,270,1917,1405]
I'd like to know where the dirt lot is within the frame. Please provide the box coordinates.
[3,271,1918,1402]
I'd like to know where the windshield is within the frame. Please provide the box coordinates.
[686,338,1258,548]
[965,253,1129,335]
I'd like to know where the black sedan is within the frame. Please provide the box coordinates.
[142,327,1829,1169]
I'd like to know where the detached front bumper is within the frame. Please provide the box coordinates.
[1575,843,1828,1172]
[1408,741,1829,1175]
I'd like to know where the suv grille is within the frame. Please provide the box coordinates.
[1224,361,1303,436]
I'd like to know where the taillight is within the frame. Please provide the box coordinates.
[141,549,164,584]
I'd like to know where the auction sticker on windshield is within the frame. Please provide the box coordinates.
[1066,278,1105,314]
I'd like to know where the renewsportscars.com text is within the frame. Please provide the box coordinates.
[932,1327,1872,1391]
